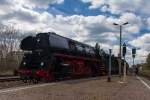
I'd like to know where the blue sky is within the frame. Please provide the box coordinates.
[49,0,102,16]
[48,0,119,17]
[0,0,150,65]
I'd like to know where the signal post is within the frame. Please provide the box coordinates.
[122,43,127,82]
[132,48,136,75]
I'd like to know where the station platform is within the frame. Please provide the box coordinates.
[0,76,150,100]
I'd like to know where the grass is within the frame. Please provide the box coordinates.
[139,69,150,77]
[0,70,14,75]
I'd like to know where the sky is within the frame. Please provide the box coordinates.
[0,0,150,65]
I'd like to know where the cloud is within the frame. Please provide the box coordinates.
[146,17,150,30]
[22,0,64,9]
[10,0,64,9]
[0,0,57,31]
[81,0,150,16]
[128,33,150,64]
[0,0,64,17]
[0,0,148,65]
[129,33,150,49]
[0,0,15,15]
[105,13,142,43]
[0,0,142,42]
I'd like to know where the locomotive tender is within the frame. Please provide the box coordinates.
[18,32,121,83]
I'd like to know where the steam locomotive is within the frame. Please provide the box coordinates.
[18,32,126,83]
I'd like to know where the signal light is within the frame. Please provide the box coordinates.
[132,48,136,58]
[122,43,126,57]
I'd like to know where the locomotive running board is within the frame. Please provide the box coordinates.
[53,53,100,62]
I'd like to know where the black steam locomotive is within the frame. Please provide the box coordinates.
[18,32,125,83]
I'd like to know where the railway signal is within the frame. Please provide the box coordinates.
[132,48,136,66]
[132,48,136,75]
[132,48,136,58]
[122,43,126,57]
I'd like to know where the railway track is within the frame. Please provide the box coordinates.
[0,76,100,90]
[0,75,118,90]
[0,76,34,90]
[0,76,102,89]
[0,76,20,82]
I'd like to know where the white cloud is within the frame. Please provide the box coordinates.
[0,6,142,48]
[13,0,64,9]
[146,17,150,30]
[128,33,150,64]
[81,0,150,16]
[0,0,142,42]
[0,0,65,33]
[129,33,150,48]
[0,0,64,16]
[135,49,148,64]
[0,0,148,65]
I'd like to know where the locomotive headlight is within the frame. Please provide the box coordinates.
[37,38,40,42]
[23,62,26,65]
[40,62,44,66]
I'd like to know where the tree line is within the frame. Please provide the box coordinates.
[145,53,150,69]
[0,24,30,75]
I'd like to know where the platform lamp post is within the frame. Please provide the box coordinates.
[108,49,112,82]
[122,43,127,82]
[113,22,128,77]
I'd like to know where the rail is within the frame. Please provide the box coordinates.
[0,76,20,82]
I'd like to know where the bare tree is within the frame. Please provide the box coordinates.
[0,24,23,74]
[0,25,20,58]
[0,24,36,74]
